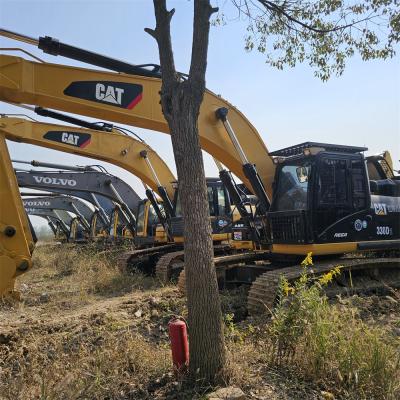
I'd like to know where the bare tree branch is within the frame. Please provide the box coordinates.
[189,1,219,90]
[144,27,157,39]
[146,0,178,85]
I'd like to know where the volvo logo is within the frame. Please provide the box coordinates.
[32,176,77,187]
[23,200,51,207]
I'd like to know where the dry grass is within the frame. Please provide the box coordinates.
[1,246,399,399]
[0,245,184,399]
[1,327,170,399]
[221,261,400,400]
[32,244,156,296]
[265,262,400,399]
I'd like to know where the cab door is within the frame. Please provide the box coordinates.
[313,153,369,241]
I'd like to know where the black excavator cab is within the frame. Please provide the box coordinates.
[268,142,400,247]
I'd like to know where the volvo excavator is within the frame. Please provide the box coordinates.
[24,197,79,241]
[15,161,142,240]
[1,30,399,313]
[22,187,112,241]
[20,186,113,241]
[25,208,73,241]
[22,195,96,241]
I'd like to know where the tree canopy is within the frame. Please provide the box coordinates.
[218,0,400,80]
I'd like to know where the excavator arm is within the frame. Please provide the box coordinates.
[16,169,141,211]
[22,195,94,231]
[21,184,113,230]
[0,132,33,295]
[0,115,176,199]
[15,168,142,231]
[25,208,73,235]
[0,54,275,199]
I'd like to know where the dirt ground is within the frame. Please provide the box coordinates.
[1,244,399,399]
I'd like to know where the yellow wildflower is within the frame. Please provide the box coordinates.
[318,266,342,286]
[301,252,313,268]
[281,277,295,296]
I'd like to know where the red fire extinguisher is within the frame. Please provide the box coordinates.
[168,317,189,371]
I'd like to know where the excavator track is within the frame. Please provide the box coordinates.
[155,244,238,284]
[247,257,400,316]
[177,250,270,295]
[155,251,185,283]
[116,244,176,272]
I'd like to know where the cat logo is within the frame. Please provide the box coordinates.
[61,132,80,146]
[64,81,143,109]
[43,131,91,148]
[95,83,124,105]
[373,203,387,216]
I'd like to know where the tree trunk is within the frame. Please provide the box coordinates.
[169,86,226,381]
[147,0,226,382]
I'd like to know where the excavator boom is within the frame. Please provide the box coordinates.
[0,54,275,198]
[16,169,140,209]
[0,116,176,199]
[22,195,94,231]
[15,168,142,229]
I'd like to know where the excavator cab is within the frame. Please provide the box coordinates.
[135,199,166,246]
[268,142,400,249]
[107,207,134,243]
[89,211,109,240]
[171,178,232,243]
[69,218,88,242]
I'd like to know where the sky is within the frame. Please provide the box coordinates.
[1,0,399,229]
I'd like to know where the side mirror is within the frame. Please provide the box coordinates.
[296,166,308,183]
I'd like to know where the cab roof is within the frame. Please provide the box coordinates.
[269,142,368,157]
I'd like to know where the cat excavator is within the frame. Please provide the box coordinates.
[0,115,237,293]
[1,30,399,312]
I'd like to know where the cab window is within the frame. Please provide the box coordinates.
[207,187,215,216]
[217,187,228,216]
[318,159,348,206]
[367,161,383,181]
[136,203,145,233]
[274,163,310,211]
[147,205,159,227]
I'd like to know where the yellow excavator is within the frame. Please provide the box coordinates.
[0,114,242,292]
[1,30,399,312]
[0,115,177,295]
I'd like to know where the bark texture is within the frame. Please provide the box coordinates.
[147,0,226,382]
